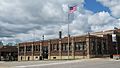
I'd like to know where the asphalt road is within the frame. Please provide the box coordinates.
[0,58,120,68]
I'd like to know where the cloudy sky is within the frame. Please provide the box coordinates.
[0,0,120,44]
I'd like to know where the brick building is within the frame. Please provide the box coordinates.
[0,46,18,61]
[18,29,120,61]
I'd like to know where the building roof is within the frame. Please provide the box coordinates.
[18,28,120,45]
[90,28,120,37]
[0,46,17,52]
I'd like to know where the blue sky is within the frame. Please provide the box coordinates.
[84,0,111,13]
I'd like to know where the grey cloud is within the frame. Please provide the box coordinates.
[0,0,119,44]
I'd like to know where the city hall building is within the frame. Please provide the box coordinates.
[18,29,120,61]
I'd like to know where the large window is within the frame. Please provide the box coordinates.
[62,43,72,51]
[26,46,32,51]
[75,42,84,51]
[103,42,106,50]
[53,44,56,51]
[62,43,67,51]
[52,44,59,51]
[36,45,40,51]
[91,41,96,54]
[19,47,24,52]
[91,41,96,51]
[34,45,40,51]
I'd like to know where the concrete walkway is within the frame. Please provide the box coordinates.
[0,58,119,68]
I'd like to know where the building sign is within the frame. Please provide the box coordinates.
[112,34,117,42]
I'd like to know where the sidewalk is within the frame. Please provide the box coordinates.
[0,58,118,68]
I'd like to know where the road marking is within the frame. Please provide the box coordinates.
[15,60,82,68]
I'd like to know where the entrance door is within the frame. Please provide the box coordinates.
[42,46,48,59]
[97,45,102,55]
[28,57,30,61]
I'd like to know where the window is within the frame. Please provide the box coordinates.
[36,56,38,58]
[53,44,56,51]
[75,42,84,51]
[56,44,59,50]
[80,44,83,50]
[62,43,67,51]
[33,45,40,51]
[103,42,106,50]
[91,41,95,51]
[19,47,24,52]
[26,46,32,51]
[36,46,40,51]
[75,43,79,50]
[53,57,56,59]
[52,44,59,51]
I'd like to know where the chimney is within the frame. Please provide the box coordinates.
[59,31,62,39]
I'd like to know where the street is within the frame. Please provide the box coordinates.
[0,58,120,68]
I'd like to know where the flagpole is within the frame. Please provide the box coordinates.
[67,3,77,59]
[68,12,70,59]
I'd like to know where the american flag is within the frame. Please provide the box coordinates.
[69,5,77,13]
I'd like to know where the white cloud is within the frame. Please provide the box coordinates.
[0,0,120,44]
[97,0,120,18]
[88,11,117,25]
[88,11,119,32]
